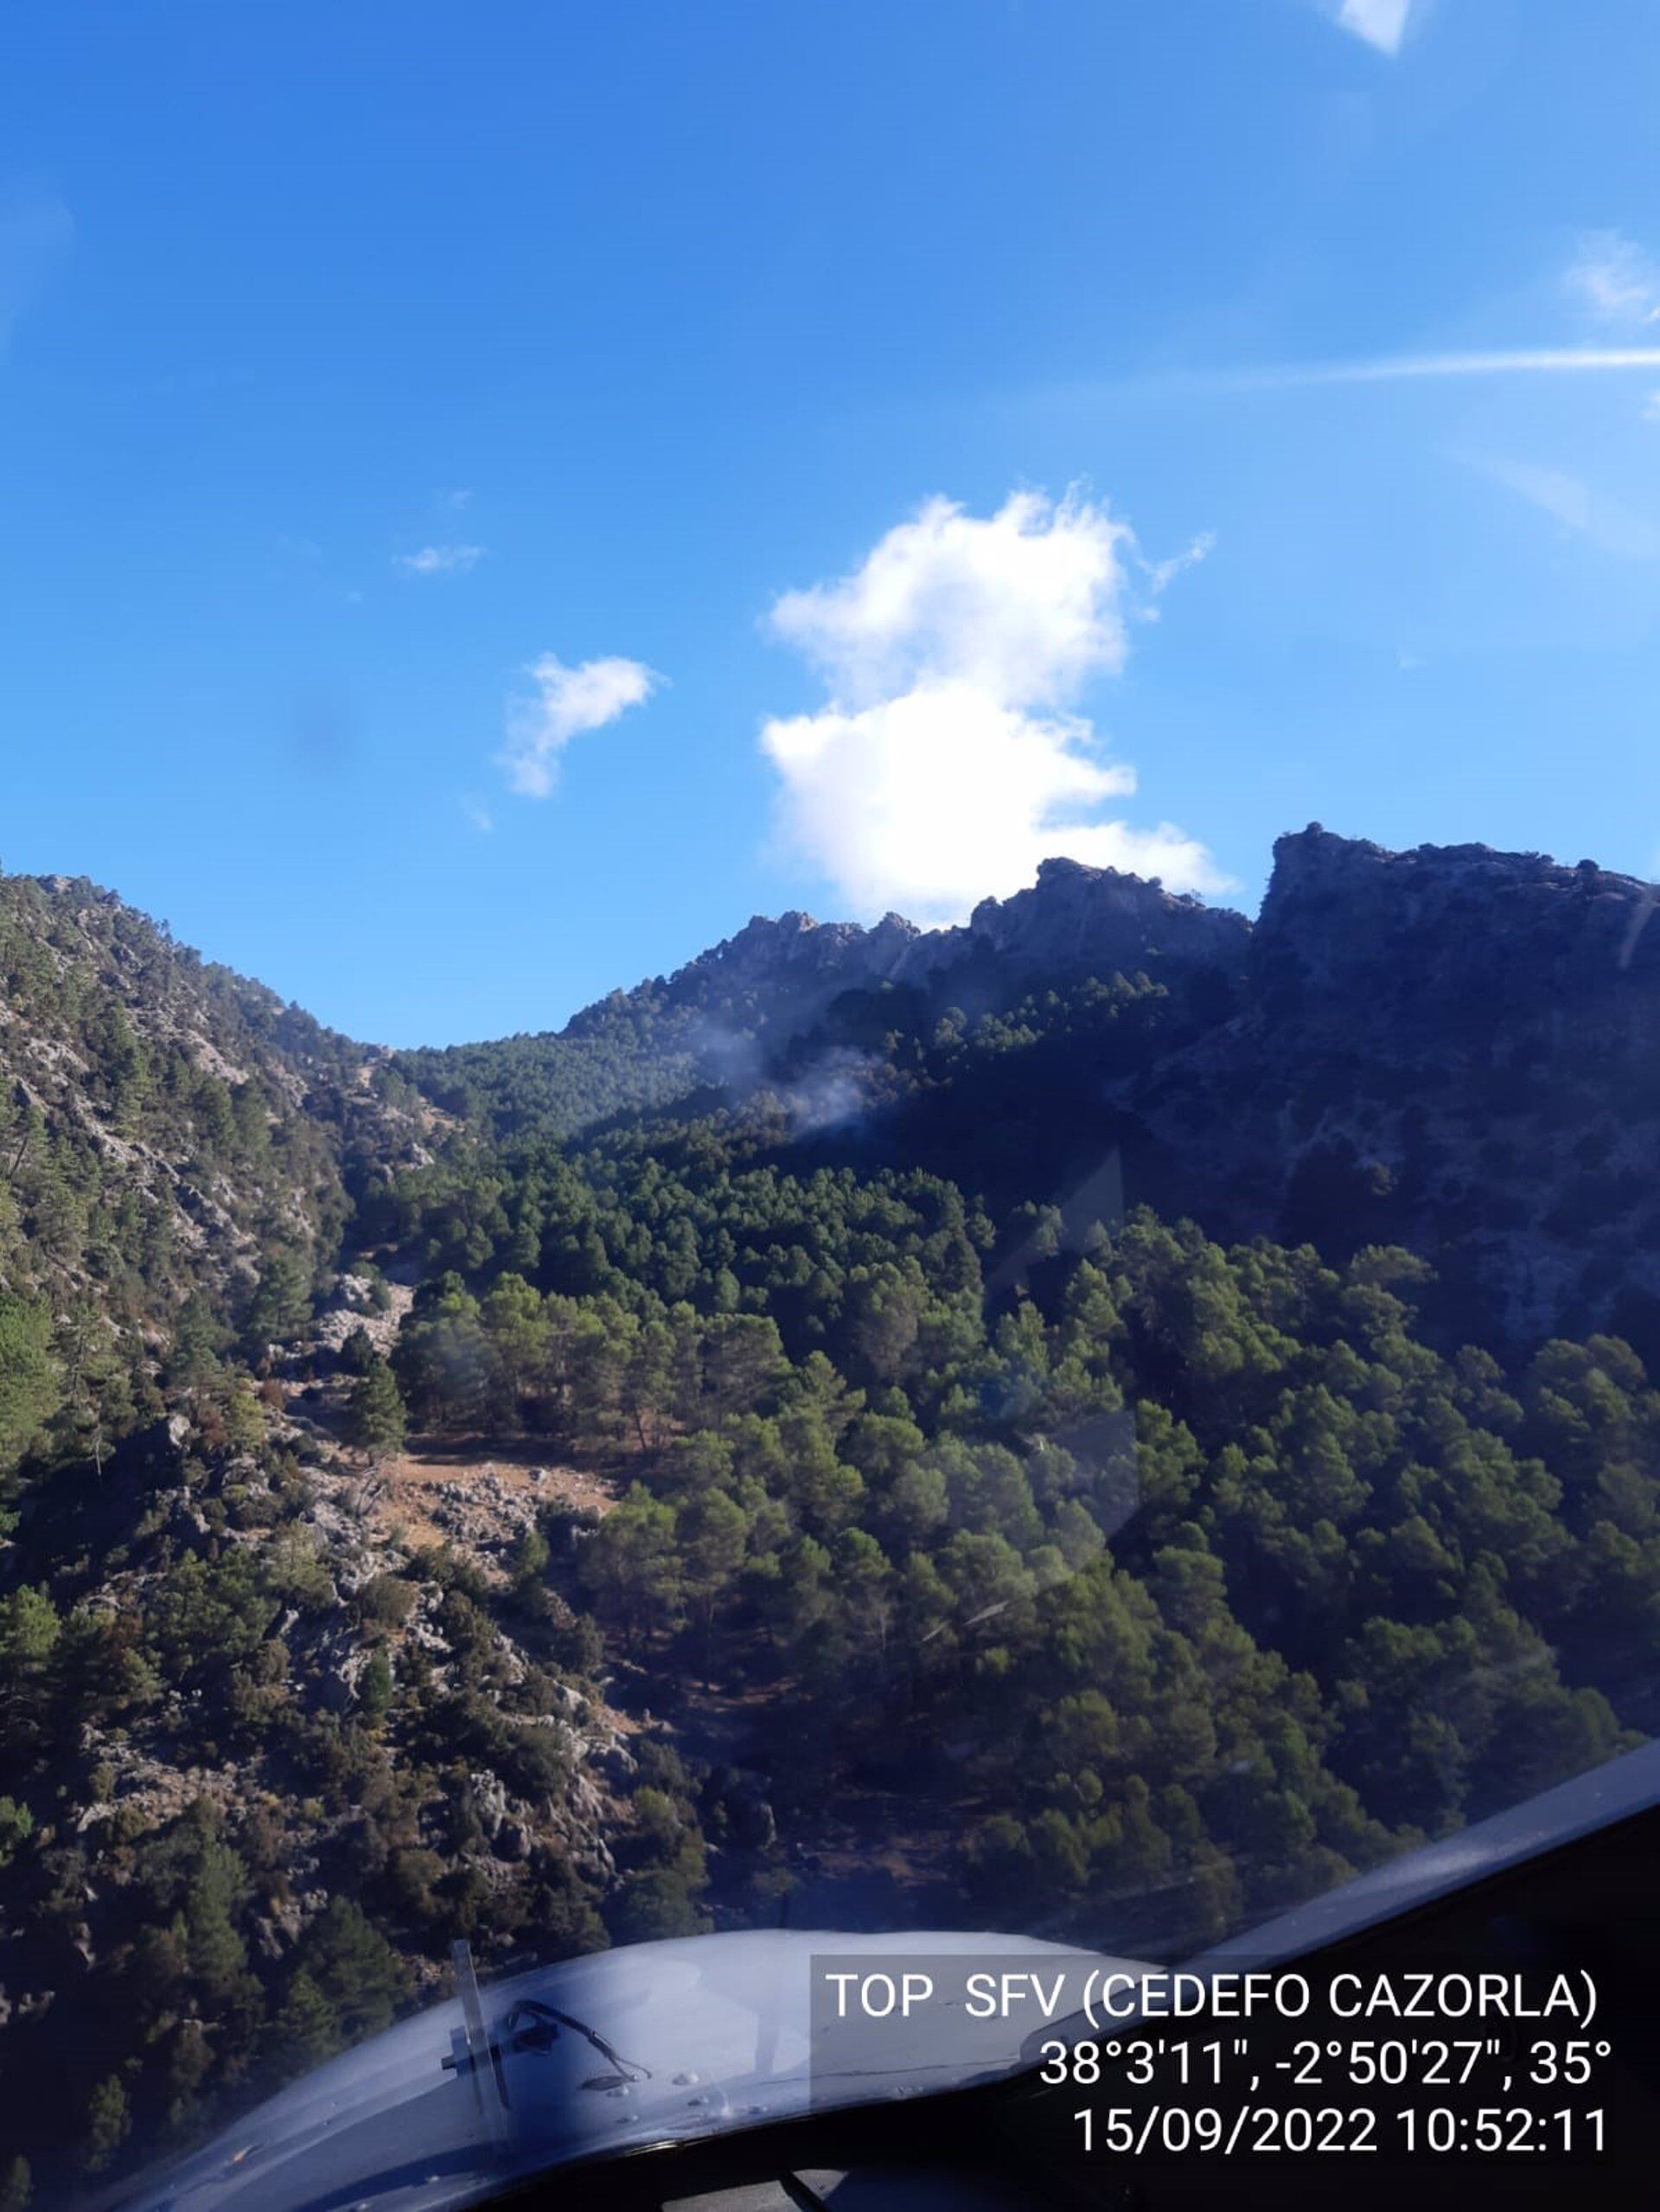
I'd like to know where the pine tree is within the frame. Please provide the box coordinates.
[294,1898,407,2046]
[245,1247,313,1352]
[81,2076,130,2172]
[345,1357,407,1463]
[339,1323,376,1377]
[358,1648,394,1723]
[0,1295,59,1474]
[276,1967,339,2067]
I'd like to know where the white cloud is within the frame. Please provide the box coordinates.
[462,796,495,834]
[394,543,484,575]
[1334,0,1415,56]
[500,651,661,797]
[771,490,1135,707]
[1155,237,1660,396]
[1465,452,1660,560]
[1140,529,1216,598]
[1185,344,1660,392]
[1565,231,1660,327]
[759,490,1223,924]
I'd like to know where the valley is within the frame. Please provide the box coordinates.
[1,830,1657,2199]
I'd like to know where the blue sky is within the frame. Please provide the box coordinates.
[4,1,1660,1045]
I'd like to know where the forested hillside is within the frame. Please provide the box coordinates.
[399,829,1660,1354]
[0,869,438,1388]
[0,841,1657,2205]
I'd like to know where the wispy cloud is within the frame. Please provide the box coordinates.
[759,489,1223,924]
[1565,230,1660,328]
[1178,345,1660,393]
[1464,452,1660,561]
[394,543,484,575]
[1332,0,1416,56]
[1138,234,1660,397]
[461,796,495,834]
[499,651,661,797]
[1140,530,1216,597]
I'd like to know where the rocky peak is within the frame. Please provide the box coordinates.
[1137,825,1660,1346]
[655,856,1249,1031]
[927,854,1251,984]
[661,905,922,1020]
[1251,823,1660,1047]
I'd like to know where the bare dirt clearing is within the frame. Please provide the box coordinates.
[362,1438,619,1569]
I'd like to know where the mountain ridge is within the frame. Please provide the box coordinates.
[552,852,1251,1052]
[4,828,1660,2194]
[8,825,1658,1357]
[394,827,1660,1353]
[25,822,1652,1059]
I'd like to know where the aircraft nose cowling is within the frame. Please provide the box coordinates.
[99,1929,1152,2212]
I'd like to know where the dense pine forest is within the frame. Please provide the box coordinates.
[1,837,1657,2204]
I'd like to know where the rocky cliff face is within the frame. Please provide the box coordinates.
[653,855,1251,1032]
[919,855,1250,989]
[1248,827,1659,1052]
[1133,827,1660,1350]
[654,906,922,1028]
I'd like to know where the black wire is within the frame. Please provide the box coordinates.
[500,1998,653,2083]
